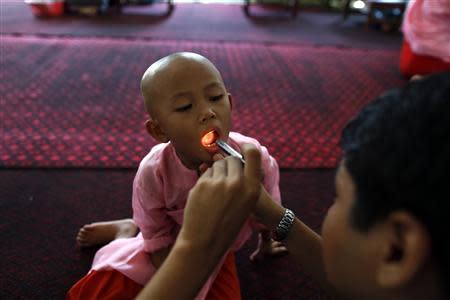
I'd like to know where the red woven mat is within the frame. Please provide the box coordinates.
[0,35,406,168]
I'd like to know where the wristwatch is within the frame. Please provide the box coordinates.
[273,208,295,241]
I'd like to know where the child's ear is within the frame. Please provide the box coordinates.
[145,119,169,143]
[227,93,233,110]
[375,211,431,288]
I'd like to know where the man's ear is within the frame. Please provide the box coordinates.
[227,93,233,111]
[375,211,431,288]
[145,119,169,143]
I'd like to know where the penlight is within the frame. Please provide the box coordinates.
[200,130,245,164]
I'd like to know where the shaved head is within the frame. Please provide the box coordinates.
[140,52,224,119]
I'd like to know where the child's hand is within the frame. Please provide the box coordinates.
[249,233,288,262]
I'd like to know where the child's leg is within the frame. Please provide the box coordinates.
[205,252,242,300]
[67,269,142,300]
[76,219,138,247]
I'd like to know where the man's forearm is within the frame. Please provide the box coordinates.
[256,188,332,291]
[137,240,223,300]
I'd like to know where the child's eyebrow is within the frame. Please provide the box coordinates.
[171,91,192,101]
[204,82,223,90]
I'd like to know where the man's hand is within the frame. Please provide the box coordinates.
[179,144,262,257]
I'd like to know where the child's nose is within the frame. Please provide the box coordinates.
[198,107,216,124]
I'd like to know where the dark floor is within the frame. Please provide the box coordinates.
[0,168,335,299]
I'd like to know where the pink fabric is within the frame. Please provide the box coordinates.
[401,0,450,62]
[90,132,281,300]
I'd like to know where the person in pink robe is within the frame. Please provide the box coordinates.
[400,0,450,77]
[68,52,285,300]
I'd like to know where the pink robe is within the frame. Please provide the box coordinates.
[90,132,281,299]
[402,0,450,62]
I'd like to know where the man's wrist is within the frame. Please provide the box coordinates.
[255,187,282,225]
[272,208,295,242]
[175,230,226,267]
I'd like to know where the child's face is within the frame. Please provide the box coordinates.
[148,59,232,169]
[321,163,381,298]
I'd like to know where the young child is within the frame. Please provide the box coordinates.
[68,52,285,300]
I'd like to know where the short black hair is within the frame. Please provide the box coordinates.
[340,71,450,296]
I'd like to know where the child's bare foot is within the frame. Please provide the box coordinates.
[76,219,138,247]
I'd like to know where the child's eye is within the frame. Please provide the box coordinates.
[175,104,192,112]
[210,95,223,102]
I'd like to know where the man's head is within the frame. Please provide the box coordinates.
[322,72,450,299]
[140,52,233,169]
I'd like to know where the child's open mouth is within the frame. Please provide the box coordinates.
[201,130,219,152]
[201,130,245,164]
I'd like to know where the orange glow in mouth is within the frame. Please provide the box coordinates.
[201,130,219,149]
